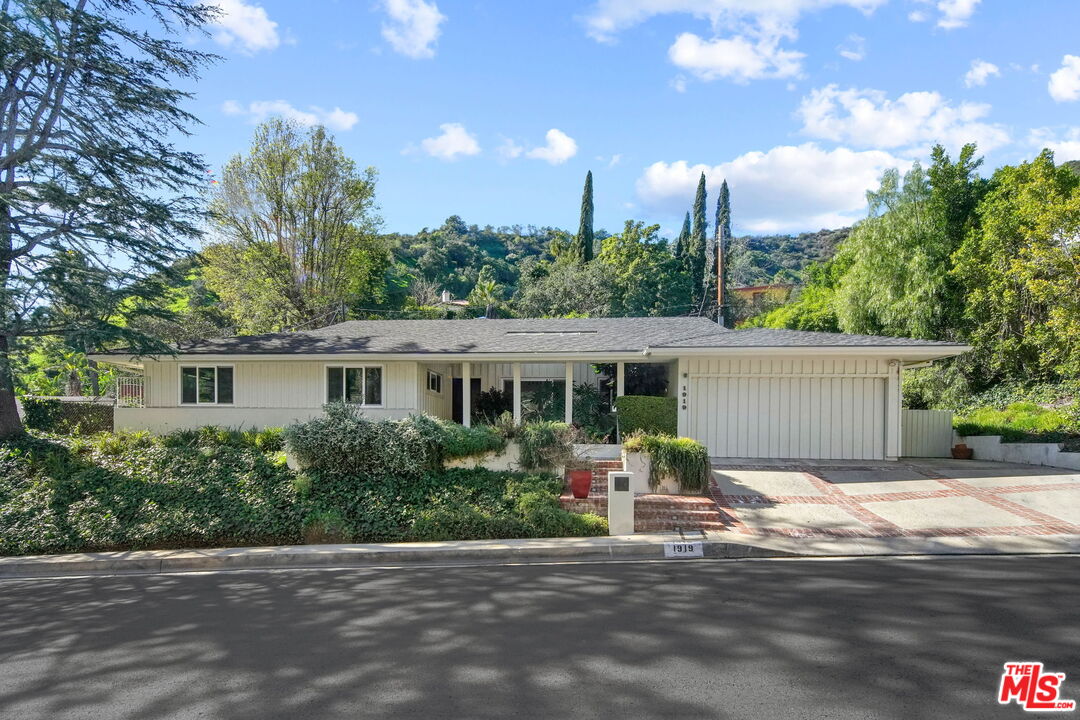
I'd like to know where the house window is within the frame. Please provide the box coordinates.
[427,370,443,394]
[326,365,383,406]
[180,365,234,405]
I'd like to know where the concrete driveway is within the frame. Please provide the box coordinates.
[708,458,1080,539]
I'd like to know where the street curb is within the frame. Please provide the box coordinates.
[1,535,1077,578]
[0,537,794,578]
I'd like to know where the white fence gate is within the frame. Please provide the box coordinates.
[901,409,953,457]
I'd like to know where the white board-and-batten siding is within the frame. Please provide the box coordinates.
[683,356,892,461]
[144,360,418,410]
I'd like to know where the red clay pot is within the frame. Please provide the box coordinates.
[951,443,974,460]
[568,470,592,499]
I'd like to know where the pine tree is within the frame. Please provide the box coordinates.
[0,0,216,437]
[689,172,708,304]
[574,170,595,262]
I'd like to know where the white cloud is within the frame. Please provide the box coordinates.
[525,129,579,165]
[797,84,1010,152]
[964,59,1000,88]
[635,143,909,232]
[908,0,981,29]
[837,34,865,62]
[1029,127,1080,162]
[1049,55,1080,103]
[935,0,980,29]
[581,1,884,84]
[496,137,524,160]
[668,32,804,83]
[580,0,884,43]
[670,75,688,92]
[380,0,446,59]
[416,123,480,160]
[210,0,280,54]
[222,100,359,131]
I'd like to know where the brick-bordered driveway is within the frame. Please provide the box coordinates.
[708,459,1080,539]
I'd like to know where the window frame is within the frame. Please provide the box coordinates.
[324,363,385,408]
[426,370,443,395]
[178,364,235,406]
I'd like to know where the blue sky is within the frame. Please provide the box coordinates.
[185,0,1080,237]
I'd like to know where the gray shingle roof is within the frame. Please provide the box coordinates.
[147,317,965,356]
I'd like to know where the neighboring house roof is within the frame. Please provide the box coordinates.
[97,317,968,358]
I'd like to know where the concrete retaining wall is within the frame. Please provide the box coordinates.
[957,434,1080,471]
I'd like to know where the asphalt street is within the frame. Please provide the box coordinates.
[0,555,1077,719]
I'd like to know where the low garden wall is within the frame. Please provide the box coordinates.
[957,434,1080,471]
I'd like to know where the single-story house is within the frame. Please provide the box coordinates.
[92,317,968,461]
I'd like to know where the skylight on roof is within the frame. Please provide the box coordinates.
[505,331,598,336]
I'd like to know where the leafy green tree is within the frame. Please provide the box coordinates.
[598,221,692,316]
[513,257,613,317]
[573,170,595,262]
[206,119,385,332]
[0,0,215,437]
[689,173,708,304]
[953,150,1080,381]
[742,258,848,332]
[833,145,983,340]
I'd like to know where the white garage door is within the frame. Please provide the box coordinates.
[686,359,888,460]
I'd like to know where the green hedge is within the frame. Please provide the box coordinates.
[22,397,113,434]
[615,395,677,436]
[622,432,710,493]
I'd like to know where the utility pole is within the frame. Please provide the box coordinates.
[716,228,726,327]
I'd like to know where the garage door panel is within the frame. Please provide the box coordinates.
[688,374,886,460]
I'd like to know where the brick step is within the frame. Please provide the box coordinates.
[635,520,729,532]
[630,507,725,518]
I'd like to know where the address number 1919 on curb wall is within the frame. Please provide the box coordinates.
[664,541,704,558]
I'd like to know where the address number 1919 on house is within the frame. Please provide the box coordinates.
[664,541,704,558]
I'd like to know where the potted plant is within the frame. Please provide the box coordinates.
[565,456,596,499]
[951,442,974,460]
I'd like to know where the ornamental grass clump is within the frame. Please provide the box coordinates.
[622,432,710,493]
[516,421,578,470]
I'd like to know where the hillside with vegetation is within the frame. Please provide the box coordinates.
[744,145,1080,440]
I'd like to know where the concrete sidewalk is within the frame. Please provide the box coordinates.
[2,531,1078,578]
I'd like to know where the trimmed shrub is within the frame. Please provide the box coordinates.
[284,403,434,477]
[622,432,710,493]
[615,396,677,437]
[22,398,113,434]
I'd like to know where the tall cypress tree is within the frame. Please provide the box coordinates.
[715,179,731,242]
[674,211,691,263]
[689,172,708,303]
[574,170,595,262]
[713,179,731,326]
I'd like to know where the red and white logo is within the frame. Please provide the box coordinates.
[999,662,1075,712]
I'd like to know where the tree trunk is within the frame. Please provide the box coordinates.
[0,334,24,439]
